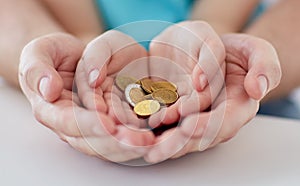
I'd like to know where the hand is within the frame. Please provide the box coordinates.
[148,21,226,128]
[75,21,226,163]
[19,33,115,139]
[75,30,156,162]
[19,33,154,163]
[144,34,281,163]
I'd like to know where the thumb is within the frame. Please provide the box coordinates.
[222,34,282,100]
[19,55,64,102]
[243,40,281,100]
[19,33,84,102]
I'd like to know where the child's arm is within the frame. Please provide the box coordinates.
[191,0,260,34]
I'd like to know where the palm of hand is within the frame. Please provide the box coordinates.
[75,22,226,163]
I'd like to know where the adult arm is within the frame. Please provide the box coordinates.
[0,0,65,86]
[0,0,102,87]
[191,0,260,34]
[245,0,300,102]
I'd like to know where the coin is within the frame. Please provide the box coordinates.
[115,75,137,91]
[125,84,143,107]
[140,78,153,93]
[129,88,146,105]
[143,94,153,100]
[150,81,177,92]
[152,89,178,105]
[134,100,161,116]
[135,80,142,85]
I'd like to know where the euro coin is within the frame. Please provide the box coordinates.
[140,78,153,93]
[152,89,178,105]
[134,100,161,116]
[130,88,146,106]
[125,84,143,107]
[151,81,177,92]
[135,80,142,85]
[115,75,137,91]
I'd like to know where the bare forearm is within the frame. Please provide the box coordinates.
[245,0,300,102]
[41,0,103,42]
[0,0,65,87]
[191,0,260,34]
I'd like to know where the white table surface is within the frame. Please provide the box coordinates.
[1,80,300,186]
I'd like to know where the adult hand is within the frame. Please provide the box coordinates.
[19,33,154,163]
[145,34,281,163]
[19,33,115,139]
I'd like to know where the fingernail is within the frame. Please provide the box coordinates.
[89,69,100,86]
[39,77,49,98]
[258,75,268,97]
[199,74,208,90]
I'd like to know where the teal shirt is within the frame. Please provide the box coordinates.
[95,0,265,47]
[96,0,194,29]
[95,0,194,47]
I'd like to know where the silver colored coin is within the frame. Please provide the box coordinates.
[125,83,143,107]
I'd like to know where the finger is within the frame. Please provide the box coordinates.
[33,100,116,137]
[105,92,128,124]
[179,113,206,138]
[121,101,147,128]
[65,137,100,157]
[192,32,226,92]
[181,91,259,151]
[208,98,259,149]
[171,138,200,159]
[159,63,225,123]
[148,69,224,128]
[75,71,110,112]
[150,21,225,91]
[180,107,225,151]
[148,105,180,128]
[79,30,148,87]
[115,125,155,147]
[71,126,155,162]
[19,33,84,102]
[76,31,147,111]
[68,136,145,162]
[144,128,189,163]
[178,70,223,116]
[222,34,282,100]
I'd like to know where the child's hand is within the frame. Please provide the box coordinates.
[148,21,226,128]
[75,30,156,162]
[144,34,281,163]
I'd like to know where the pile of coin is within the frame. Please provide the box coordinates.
[115,76,179,117]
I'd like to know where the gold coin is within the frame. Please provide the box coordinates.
[143,94,153,100]
[140,78,153,93]
[134,100,161,116]
[129,88,146,105]
[115,76,137,91]
[151,81,177,92]
[152,89,178,105]
[135,80,142,85]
